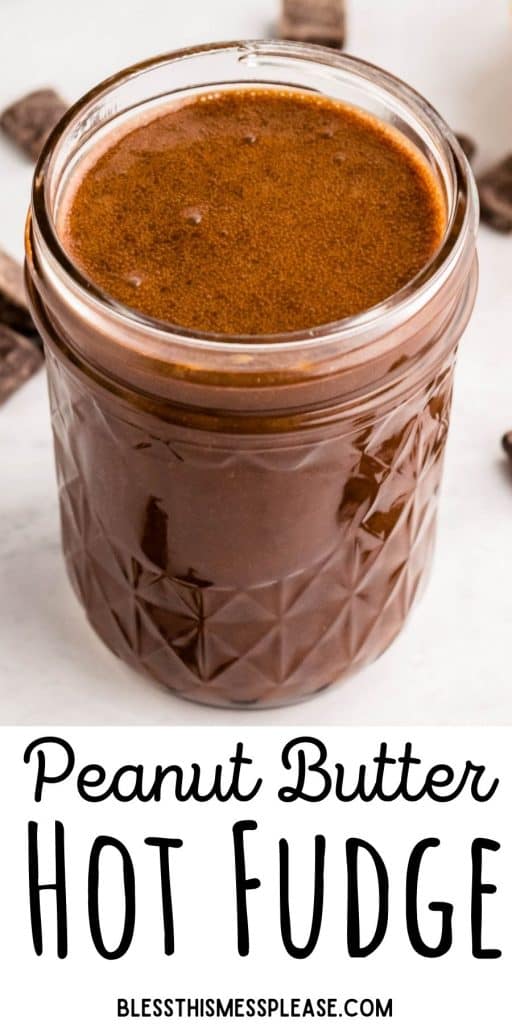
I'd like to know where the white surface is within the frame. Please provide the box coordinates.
[2,729,510,1024]
[0,0,511,725]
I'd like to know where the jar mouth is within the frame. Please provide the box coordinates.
[31,39,478,357]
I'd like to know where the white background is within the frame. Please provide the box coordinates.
[0,727,510,1023]
[0,0,511,724]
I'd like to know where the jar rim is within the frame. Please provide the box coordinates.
[31,39,479,359]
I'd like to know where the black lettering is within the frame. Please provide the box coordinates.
[145,837,183,955]
[346,839,388,956]
[88,837,135,959]
[280,835,325,958]
[406,839,452,957]
[24,737,75,802]
[28,821,67,957]
[77,765,107,800]
[279,738,331,803]
[469,765,499,803]
[233,821,261,956]
[471,838,501,958]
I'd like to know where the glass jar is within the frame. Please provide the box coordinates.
[25,41,479,708]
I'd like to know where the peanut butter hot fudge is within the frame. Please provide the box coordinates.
[61,89,445,335]
[26,45,478,707]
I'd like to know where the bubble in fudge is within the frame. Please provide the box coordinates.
[182,207,204,225]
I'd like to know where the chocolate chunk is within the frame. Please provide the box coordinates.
[0,88,67,161]
[502,431,512,459]
[478,155,512,233]
[279,0,346,48]
[0,323,43,406]
[0,248,38,338]
[456,133,476,164]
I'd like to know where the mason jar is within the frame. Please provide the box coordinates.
[25,41,479,708]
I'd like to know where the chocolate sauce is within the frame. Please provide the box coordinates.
[60,89,445,336]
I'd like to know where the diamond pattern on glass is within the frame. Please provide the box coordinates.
[47,348,455,707]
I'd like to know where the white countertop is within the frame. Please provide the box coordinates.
[1,0,511,725]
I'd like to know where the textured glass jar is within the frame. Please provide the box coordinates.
[26,42,478,708]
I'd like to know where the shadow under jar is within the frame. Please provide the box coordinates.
[26,42,478,708]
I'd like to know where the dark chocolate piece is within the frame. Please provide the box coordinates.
[478,155,512,233]
[0,323,43,405]
[0,248,38,337]
[502,431,512,459]
[279,0,345,48]
[0,88,67,161]
[456,133,476,164]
